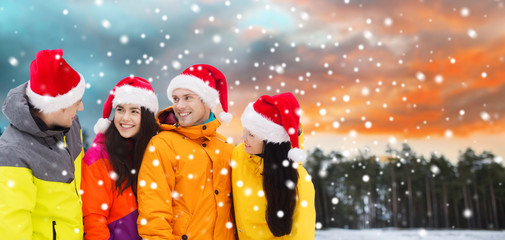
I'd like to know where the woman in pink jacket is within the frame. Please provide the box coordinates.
[81,76,158,239]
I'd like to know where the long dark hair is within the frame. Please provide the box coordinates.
[105,107,158,196]
[262,141,299,236]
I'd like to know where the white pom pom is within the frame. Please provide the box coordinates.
[94,118,111,134]
[288,148,306,163]
[218,112,232,123]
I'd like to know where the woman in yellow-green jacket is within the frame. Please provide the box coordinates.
[232,93,316,239]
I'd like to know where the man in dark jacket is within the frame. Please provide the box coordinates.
[0,49,86,239]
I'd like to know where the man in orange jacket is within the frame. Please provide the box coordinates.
[137,64,235,240]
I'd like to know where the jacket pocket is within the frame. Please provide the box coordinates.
[52,221,57,240]
[172,206,191,236]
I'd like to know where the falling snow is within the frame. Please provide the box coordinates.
[8,57,19,67]
[2,1,505,237]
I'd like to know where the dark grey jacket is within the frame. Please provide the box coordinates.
[0,82,84,239]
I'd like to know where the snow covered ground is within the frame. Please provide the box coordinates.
[315,228,505,240]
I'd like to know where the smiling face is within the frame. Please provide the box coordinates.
[172,88,211,127]
[241,128,264,155]
[113,103,141,139]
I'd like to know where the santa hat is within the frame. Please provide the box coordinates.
[26,49,85,113]
[94,76,159,134]
[240,93,306,162]
[166,64,232,123]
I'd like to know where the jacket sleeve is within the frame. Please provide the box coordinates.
[290,166,316,239]
[137,137,177,240]
[81,147,112,240]
[0,158,37,240]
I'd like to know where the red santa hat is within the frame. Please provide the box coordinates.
[240,92,306,162]
[94,76,159,134]
[26,49,85,113]
[166,64,232,123]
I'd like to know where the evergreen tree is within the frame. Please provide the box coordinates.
[304,145,505,230]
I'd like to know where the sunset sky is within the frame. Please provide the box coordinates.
[1,0,504,163]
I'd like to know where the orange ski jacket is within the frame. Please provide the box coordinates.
[137,107,235,240]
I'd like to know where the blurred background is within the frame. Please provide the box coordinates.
[2,0,505,234]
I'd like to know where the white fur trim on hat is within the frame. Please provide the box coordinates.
[288,148,307,163]
[166,74,219,110]
[241,103,290,143]
[112,85,159,113]
[218,112,232,123]
[94,118,111,134]
[25,73,85,113]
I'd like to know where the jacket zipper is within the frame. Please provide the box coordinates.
[63,135,80,198]
[52,221,56,240]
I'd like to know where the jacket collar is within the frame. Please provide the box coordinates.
[250,154,264,176]
[237,144,264,176]
[93,133,106,144]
